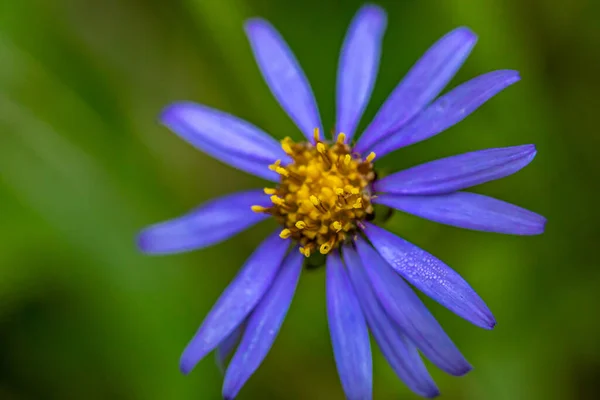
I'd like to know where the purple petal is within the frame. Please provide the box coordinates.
[198,138,280,182]
[222,250,303,399]
[327,251,372,400]
[370,70,521,158]
[354,27,477,153]
[137,190,271,255]
[362,223,495,329]
[179,231,289,374]
[375,192,546,235]
[354,239,471,376]
[245,19,323,142]
[374,145,537,195]
[343,246,440,397]
[336,5,387,142]
[215,324,243,373]
[161,102,287,181]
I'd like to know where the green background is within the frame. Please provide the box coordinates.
[1,0,599,399]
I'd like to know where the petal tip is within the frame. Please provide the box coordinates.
[502,69,521,84]
[536,216,548,234]
[359,3,387,21]
[243,18,270,34]
[454,361,474,376]
[159,102,191,126]
[136,230,151,253]
[482,315,497,330]
[222,386,238,400]
[453,26,478,44]
[179,355,196,375]
[518,143,537,163]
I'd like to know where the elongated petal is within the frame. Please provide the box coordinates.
[137,190,271,254]
[245,19,323,142]
[199,138,280,182]
[370,70,521,158]
[180,231,289,374]
[362,223,495,329]
[374,145,537,195]
[215,325,243,373]
[343,246,439,397]
[327,252,372,400]
[223,250,303,399]
[375,192,546,235]
[336,5,387,142]
[161,102,287,181]
[355,27,477,153]
[354,239,470,376]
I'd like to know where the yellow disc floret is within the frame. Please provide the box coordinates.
[252,128,376,257]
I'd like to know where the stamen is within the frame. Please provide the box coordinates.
[343,154,352,166]
[313,128,320,143]
[279,229,292,239]
[319,237,336,255]
[268,160,282,171]
[251,205,270,213]
[309,195,320,207]
[270,195,285,206]
[281,138,293,154]
[337,132,346,144]
[366,152,376,163]
[309,195,327,213]
[295,221,306,229]
[316,142,332,167]
[274,166,289,177]
[264,188,277,195]
[271,195,291,211]
[299,245,314,257]
[331,221,342,232]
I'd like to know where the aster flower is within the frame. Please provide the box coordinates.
[138,4,546,399]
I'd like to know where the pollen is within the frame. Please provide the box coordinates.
[252,130,376,257]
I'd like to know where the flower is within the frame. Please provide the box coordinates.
[138,4,546,399]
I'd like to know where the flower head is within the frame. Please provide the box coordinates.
[139,4,546,399]
[262,130,376,257]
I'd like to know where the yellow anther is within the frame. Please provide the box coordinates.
[264,188,277,195]
[337,133,346,144]
[350,187,360,195]
[268,159,282,171]
[299,246,311,257]
[366,152,376,162]
[331,221,342,232]
[352,198,363,208]
[251,205,269,213]
[309,195,320,206]
[334,188,344,196]
[270,195,286,206]
[275,167,289,177]
[316,142,326,154]
[279,229,292,239]
[343,154,352,166]
[295,221,307,229]
[281,141,293,154]
[320,238,335,255]
[313,128,320,142]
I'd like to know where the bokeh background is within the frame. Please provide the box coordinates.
[1,0,599,399]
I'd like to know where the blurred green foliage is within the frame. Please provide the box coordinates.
[1,0,600,399]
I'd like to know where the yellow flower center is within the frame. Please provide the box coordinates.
[252,129,376,257]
